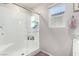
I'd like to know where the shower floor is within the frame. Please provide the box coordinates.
[34,51,49,56]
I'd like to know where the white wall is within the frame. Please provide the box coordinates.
[34,3,73,56]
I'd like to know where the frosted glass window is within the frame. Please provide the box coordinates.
[49,4,65,16]
[31,16,38,29]
[31,14,39,32]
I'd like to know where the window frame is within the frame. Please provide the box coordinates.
[48,4,66,28]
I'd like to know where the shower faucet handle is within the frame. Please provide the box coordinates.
[27,35,34,40]
[27,36,29,40]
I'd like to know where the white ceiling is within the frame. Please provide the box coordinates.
[17,3,53,10]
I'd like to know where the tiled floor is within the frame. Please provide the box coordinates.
[35,51,49,56]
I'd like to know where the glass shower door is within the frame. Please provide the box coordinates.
[0,4,30,56]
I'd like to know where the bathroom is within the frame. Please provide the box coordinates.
[0,3,79,56]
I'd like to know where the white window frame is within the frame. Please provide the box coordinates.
[48,3,66,28]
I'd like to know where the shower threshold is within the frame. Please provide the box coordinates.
[9,48,40,56]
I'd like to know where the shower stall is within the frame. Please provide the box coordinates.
[0,3,40,56]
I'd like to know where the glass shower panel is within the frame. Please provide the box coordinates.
[0,4,31,56]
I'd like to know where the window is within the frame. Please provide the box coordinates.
[49,4,65,28]
[49,4,65,16]
[31,14,39,32]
